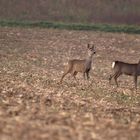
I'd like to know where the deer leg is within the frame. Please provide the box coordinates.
[114,72,121,87]
[83,72,86,80]
[109,75,112,84]
[109,73,116,84]
[134,75,137,90]
[72,71,78,81]
[114,77,119,87]
[86,71,90,80]
[60,70,70,83]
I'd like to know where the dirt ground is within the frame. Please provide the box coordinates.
[0,27,140,140]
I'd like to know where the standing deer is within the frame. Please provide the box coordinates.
[109,60,140,89]
[60,44,96,83]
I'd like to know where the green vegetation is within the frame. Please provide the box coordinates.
[0,20,140,34]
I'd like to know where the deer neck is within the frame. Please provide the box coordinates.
[85,55,93,67]
[86,55,93,62]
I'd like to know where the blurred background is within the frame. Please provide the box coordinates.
[0,0,139,25]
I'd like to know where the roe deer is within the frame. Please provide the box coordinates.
[109,60,140,89]
[60,44,96,83]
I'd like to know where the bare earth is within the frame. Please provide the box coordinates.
[0,27,140,140]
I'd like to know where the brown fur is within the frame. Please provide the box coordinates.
[60,44,96,83]
[109,60,140,89]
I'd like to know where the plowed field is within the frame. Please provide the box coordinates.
[0,27,140,140]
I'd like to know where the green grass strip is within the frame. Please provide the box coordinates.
[0,20,140,34]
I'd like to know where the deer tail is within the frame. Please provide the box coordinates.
[112,61,119,69]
